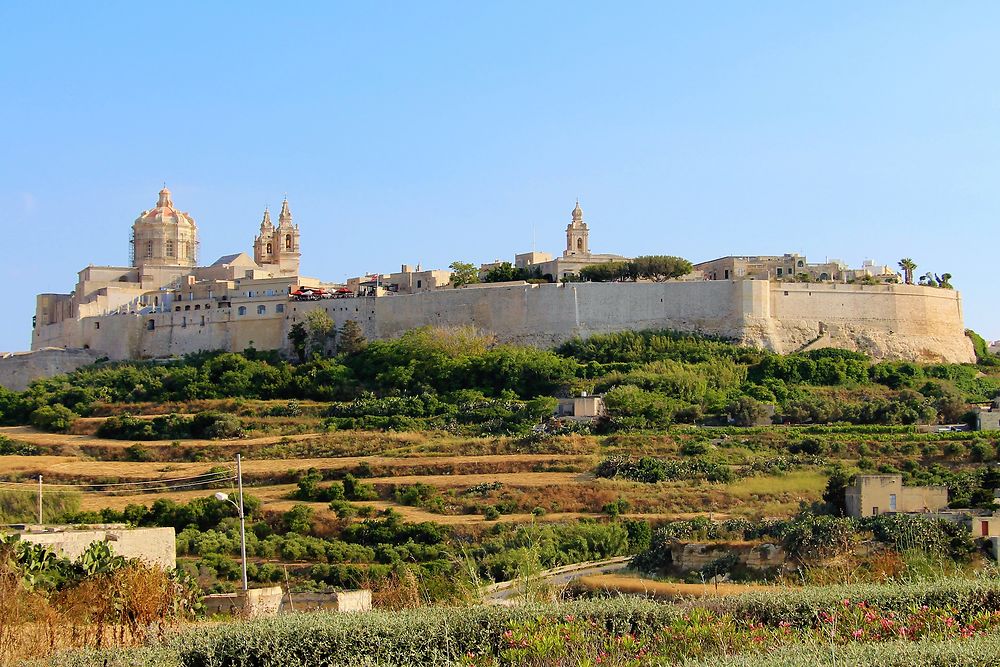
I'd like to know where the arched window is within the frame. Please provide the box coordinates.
[238,306,246,316]
[257,305,267,315]
[285,234,292,250]
[145,240,153,259]
[266,242,272,254]
[576,238,583,250]
[166,240,175,257]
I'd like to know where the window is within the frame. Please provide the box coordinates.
[276,304,284,313]
[145,240,153,259]
[576,238,583,250]
[889,494,897,511]
[200,315,205,326]
[166,240,175,257]
[205,303,211,309]
[724,269,730,279]
[94,322,100,330]
[257,305,266,315]
[266,242,272,254]
[797,260,804,267]
[285,234,292,250]
[194,304,201,310]
[416,280,422,289]
[174,306,181,312]
[776,268,783,276]
[186,242,193,260]
[147,319,155,331]
[872,507,879,516]
[238,306,246,316]
[184,305,190,311]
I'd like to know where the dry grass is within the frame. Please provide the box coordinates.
[0,557,186,667]
[573,573,773,600]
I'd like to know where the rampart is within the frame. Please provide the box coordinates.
[21,281,974,379]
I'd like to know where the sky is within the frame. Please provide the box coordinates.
[1,2,998,352]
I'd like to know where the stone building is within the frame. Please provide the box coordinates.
[520,201,629,281]
[555,393,606,421]
[14,186,977,386]
[975,399,1000,431]
[253,199,301,276]
[844,475,948,518]
[696,254,843,282]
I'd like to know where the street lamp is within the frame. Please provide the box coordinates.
[214,454,248,592]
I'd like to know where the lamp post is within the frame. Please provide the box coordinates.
[215,454,248,591]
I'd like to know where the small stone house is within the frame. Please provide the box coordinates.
[555,393,606,421]
[975,399,1000,431]
[844,475,948,518]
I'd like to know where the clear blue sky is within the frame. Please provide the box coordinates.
[1,2,998,352]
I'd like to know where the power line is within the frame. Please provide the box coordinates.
[0,474,235,494]
[0,469,235,489]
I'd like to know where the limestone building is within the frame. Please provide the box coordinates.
[253,199,301,276]
[844,475,948,518]
[17,186,977,383]
[502,201,628,281]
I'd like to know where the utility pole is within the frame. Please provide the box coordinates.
[237,454,248,592]
[37,475,42,524]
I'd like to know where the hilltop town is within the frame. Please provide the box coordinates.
[9,187,973,388]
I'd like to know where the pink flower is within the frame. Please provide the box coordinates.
[852,630,864,640]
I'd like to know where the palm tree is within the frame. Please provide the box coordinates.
[898,258,917,285]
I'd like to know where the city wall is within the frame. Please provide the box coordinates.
[22,281,974,380]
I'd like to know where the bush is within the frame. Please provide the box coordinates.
[30,404,78,432]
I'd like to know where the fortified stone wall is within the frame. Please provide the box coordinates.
[25,281,975,374]
[0,348,102,391]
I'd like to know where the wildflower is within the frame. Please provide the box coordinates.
[851,629,864,640]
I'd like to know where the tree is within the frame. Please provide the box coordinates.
[288,322,308,362]
[337,320,367,355]
[726,396,771,426]
[579,262,629,282]
[631,255,693,282]
[482,262,518,283]
[898,258,917,285]
[448,261,480,287]
[822,464,853,516]
[304,309,336,357]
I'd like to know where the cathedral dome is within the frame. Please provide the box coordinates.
[135,186,197,228]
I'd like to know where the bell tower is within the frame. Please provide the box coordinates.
[564,200,589,257]
[254,198,300,276]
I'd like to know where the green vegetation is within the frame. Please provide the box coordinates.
[578,255,694,282]
[2,327,998,436]
[48,578,1000,667]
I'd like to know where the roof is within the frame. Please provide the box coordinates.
[211,252,257,267]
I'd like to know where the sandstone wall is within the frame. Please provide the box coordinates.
[27,281,975,374]
[0,348,101,391]
[16,526,175,569]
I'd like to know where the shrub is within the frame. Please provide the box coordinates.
[30,404,78,432]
